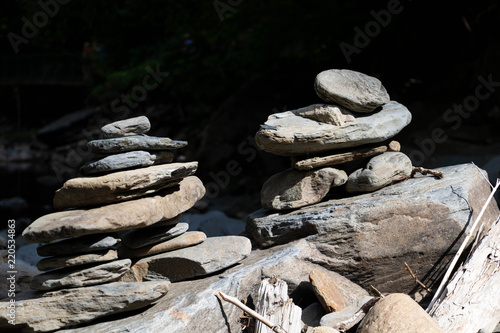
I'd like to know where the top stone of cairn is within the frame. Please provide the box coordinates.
[314,69,390,113]
[101,116,151,138]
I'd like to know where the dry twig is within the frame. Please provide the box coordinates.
[404,262,432,293]
[369,285,384,298]
[411,166,444,179]
[216,291,288,333]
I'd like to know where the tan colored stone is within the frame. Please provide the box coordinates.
[311,327,340,333]
[310,269,349,313]
[360,293,444,333]
[37,249,118,271]
[54,162,198,209]
[23,176,205,243]
[294,104,354,126]
[118,231,207,258]
[261,167,347,210]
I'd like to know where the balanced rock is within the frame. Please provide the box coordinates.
[247,164,500,292]
[127,236,251,282]
[121,222,189,249]
[310,269,349,313]
[56,162,198,209]
[87,135,188,153]
[80,150,174,175]
[261,167,347,210]
[255,101,411,156]
[23,176,205,242]
[30,259,131,291]
[118,231,207,258]
[294,104,355,126]
[345,152,413,193]
[37,249,118,271]
[101,116,151,138]
[314,69,390,112]
[0,281,170,332]
[37,234,120,257]
[360,293,444,333]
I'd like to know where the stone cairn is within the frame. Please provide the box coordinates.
[21,116,251,300]
[255,69,414,210]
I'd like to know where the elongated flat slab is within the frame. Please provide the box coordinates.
[121,222,190,249]
[0,281,169,332]
[37,234,120,257]
[30,259,131,291]
[80,150,174,175]
[87,135,188,153]
[55,162,198,209]
[37,249,119,271]
[23,176,205,243]
[255,101,411,156]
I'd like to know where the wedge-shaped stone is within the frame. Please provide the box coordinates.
[118,231,206,258]
[80,150,174,175]
[345,152,413,192]
[129,236,251,282]
[261,167,347,210]
[309,269,349,313]
[247,164,500,292]
[0,281,169,332]
[101,116,151,138]
[30,259,131,291]
[87,135,187,153]
[37,234,120,257]
[23,176,205,243]
[294,104,355,126]
[37,249,118,271]
[255,101,411,156]
[121,222,189,249]
[55,162,198,209]
[314,69,390,112]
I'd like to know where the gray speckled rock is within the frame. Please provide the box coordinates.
[30,259,131,291]
[255,101,411,156]
[87,135,187,153]
[261,167,347,210]
[0,281,170,332]
[314,69,390,112]
[37,249,119,271]
[294,104,355,126]
[121,222,189,249]
[37,234,120,257]
[57,162,197,208]
[101,116,151,138]
[23,176,205,243]
[345,152,413,193]
[80,150,174,175]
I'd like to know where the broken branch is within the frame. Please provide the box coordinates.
[404,262,432,293]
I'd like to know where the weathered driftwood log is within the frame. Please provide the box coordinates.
[255,278,302,333]
[291,141,400,170]
[428,179,500,332]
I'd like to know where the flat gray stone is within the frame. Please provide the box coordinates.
[118,231,207,258]
[247,164,500,292]
[261,167,347,210]
[121,222,189,249]
[80,150,174,175]
[30,259,131,291]
[132,236,251,282]
[57,162,198,208]
[101,116,151,138]
[87,135,188,153]
[345,152,413,192]
[37,249,119,271]
[0,281,169,332]
[37,234,120,257]
[255,101,411,156]
[23,176,205,243]
[314,69,390,112]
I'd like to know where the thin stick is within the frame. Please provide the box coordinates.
[427,179,500,313]
[405,262,432,293]
[472,162,494,190]
[411,166,444,179]
[369,285,384,298]
[216,291,287,333]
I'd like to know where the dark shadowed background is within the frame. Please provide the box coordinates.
[1,0,499,225]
